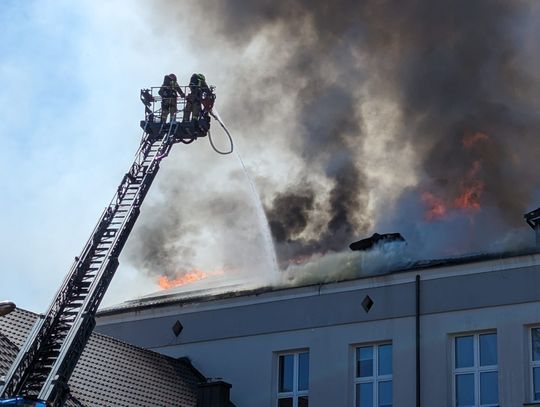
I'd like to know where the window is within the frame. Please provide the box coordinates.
[530,328,540,401]
[354,343,392,407]
[453,333,498,407]
[277,351,309,407]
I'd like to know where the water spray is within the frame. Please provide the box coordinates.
[208,105,279,276]
[235,151,281,277]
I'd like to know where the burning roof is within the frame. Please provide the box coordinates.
[100,247,540,316]
[124,1,540,294]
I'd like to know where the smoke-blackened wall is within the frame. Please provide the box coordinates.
[135,0,540,279]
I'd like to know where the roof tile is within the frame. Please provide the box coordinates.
[0,309,202,406]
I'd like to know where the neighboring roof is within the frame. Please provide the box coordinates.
[0,309,204,407]
[0,308,35,348]
[0,333,18,379]
[98,248,540,316]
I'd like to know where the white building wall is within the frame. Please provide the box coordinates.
[153,317,415,407]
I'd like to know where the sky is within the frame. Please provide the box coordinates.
[0,0,210,310]
[2,0,540,312]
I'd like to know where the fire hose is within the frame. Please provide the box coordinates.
[208,107,234,155]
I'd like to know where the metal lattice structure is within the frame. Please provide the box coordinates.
[0,86,213,406]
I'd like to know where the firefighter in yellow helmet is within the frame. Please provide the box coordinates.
[158,73,185,123]
[183,73,210,123]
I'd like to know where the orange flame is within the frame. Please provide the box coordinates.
[454,161,484,210]
[422,131,488,221]
[462,131,489,149]
[454,182,483,210]
[421,192,447,221]
[158,268,225,289]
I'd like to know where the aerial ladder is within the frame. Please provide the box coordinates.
[0,84,219,406]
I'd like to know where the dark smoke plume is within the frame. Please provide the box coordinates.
[127,182,198,279]
[267,187,315,244]
[147,0,540,269]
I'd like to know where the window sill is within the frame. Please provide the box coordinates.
[524,403,540,406]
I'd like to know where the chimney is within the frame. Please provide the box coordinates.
[198,380,233,407]
[349,232,405,251]
[524,207,540,248]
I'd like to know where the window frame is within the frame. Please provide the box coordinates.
[529,326,540,402]
[276,350,309,407]
[452,331,498,407]
[353,342,393,407]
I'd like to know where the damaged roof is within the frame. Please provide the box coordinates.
[0,309,204,406]
[98,248,540,316]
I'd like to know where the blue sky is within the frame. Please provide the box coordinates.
[0,1,196,310]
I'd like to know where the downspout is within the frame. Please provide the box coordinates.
[415,274,421,407]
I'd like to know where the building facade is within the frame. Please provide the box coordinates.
[96,250,540,407]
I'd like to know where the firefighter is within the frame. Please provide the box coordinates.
[158,73,185,122]
[183,73,210,123]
